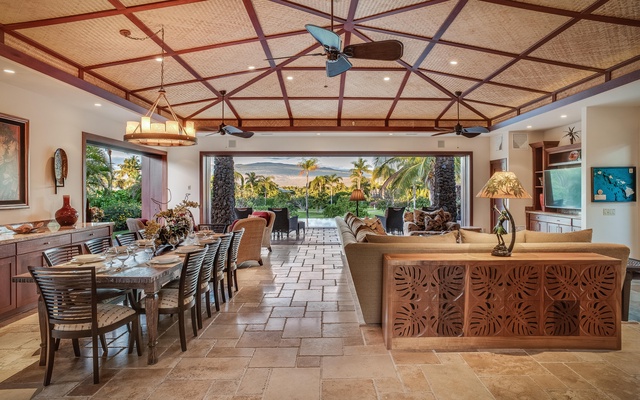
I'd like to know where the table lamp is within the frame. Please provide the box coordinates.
[476,171,531,257]
[349,189,366,217]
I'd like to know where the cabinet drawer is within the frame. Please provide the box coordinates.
[16,234,71,255]
[529,214,572,225]
[72,227,111,243]
[0,243,15,258]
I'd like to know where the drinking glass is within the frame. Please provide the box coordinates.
[115,247,130,267]
[168,235,180,251]
[143,241,156,261]
[187,231,197,245]
[103,246,118,267]
[127,242,139,262]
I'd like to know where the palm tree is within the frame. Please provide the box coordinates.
[298,158,318,222]
[85,145,111,196]
[350,157,372,190]
[309,175,328,196]
[325,174,341,204]
[257,175,278,206]
[244,172,261,198]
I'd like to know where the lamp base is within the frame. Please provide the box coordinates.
[491,243,511,257]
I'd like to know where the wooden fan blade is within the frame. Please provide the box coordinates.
[343,40,404,60]
[432,131,454,136]
[221,125,254,138]
[461,132,482,138]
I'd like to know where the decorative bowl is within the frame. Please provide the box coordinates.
[5,222,44,234]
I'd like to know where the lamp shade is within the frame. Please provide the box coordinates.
[349,189,366,202]
[476,171,532,199]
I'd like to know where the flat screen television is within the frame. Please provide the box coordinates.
[544,167,582,210]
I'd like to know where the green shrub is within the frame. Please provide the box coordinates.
[101,202,141,231]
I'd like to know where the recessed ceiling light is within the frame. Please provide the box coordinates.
[388,133,394,136]
[3,69,15,74]
[560,115,567,118]
[286,76,293,80]
[449,61,458,65]
[94,103,102,107]
[155,57,162,62]
[316,133,321,136]
[383,77,390,81]
[248,65,255,70]
[526,125,532,129]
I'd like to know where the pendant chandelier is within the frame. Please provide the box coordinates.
[123,27,196,146]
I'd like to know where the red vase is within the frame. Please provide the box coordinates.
[55,195,79,226]
[539,193,545,212]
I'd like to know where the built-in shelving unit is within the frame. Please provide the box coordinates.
[527,141,582,232]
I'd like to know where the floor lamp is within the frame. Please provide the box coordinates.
[476,171,531,257]
[349,189,365,217]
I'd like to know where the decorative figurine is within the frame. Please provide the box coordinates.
[492,205,510,256]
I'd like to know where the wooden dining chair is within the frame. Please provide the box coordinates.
[84,236,113,254]
[211,234,232,310]
[195,239,221,328]
[28,266,142,386]
[114,231,141,246]
[225,228,245,299]
[136,248,206,351]
[43,244,84,266]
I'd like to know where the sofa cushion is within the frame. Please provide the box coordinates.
[459,229,523,244]
[350,217,366,234]
[363,217,387,235]
[366,231,458,243]
[412,209,429,230]
[525,228,592,243]
[404,211,414,222]
[344,212,356,225]
[355,225,377,242]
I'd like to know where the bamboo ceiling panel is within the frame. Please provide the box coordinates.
[441,1,570,53]
[95,58,195,91]
[289,100,339,119]
[391,100,452,120]
[421,44,514,80]
[492,60,594,92]
[0,0,637,131]
[0,0,113,24]
[530,20,640,69]
[342,70,405,97]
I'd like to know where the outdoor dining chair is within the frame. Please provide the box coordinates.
[28,266,142,385]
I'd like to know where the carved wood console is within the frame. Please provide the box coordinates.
[382,253,621,350]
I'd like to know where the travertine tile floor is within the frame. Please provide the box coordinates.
[1,227,639,399]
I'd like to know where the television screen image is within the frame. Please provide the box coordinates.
[544,167,582,209]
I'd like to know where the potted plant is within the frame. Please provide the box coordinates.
[563,126,580,144]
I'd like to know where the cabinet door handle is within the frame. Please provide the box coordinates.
[88,233,94,236]
[43,241,50,245]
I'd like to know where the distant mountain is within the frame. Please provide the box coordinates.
[235,162,354,187]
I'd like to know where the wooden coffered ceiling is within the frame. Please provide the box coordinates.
[0,0,639,133]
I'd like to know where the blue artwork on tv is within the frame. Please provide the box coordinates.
[592,167,636,202]
[544,167,582,209]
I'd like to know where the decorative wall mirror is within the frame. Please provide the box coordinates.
[53,148,68,193]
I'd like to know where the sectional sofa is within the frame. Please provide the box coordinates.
[336,214,630,324]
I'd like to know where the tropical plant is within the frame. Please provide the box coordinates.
[325,174,342,204]
[350,157,371,189]
[298,158,319,221]
[563,126,580,144]
[257,175,279,205]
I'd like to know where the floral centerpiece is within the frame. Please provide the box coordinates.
[143,199,198,246]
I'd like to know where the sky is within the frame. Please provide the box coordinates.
[237,156,376,171]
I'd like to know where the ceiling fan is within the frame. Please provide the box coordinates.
[199,90,254,138]
[266,1,403,77]
[432,91,490,138]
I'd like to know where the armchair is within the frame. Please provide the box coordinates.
[234,207,253,219]
[251,210,276,252]
[230,217,267,266]
[269,208,298,238]
[384,206,405,234]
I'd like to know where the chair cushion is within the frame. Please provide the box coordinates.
[250,211,271,224]
[53,304,136,332]
[228,219,239,232]
[139,289,194,309]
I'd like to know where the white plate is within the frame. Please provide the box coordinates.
[175,245,201,254]
[150,255,181,265]
[72,255,105,263]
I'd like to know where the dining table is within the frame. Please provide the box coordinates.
[12,250,186,365]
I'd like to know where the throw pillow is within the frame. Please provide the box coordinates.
[424,214,443,231]
[250,211,271,225]
[459,229,522,244]
[363,217,387,235]
[413,209,429,230]
[525,228,592,243]
[355,225,377,242]
[404,211,414,222]
[405,222,421,233]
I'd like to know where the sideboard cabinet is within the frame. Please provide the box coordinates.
[0,223,113,321]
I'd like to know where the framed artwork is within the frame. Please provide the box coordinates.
[591,167,636,202]
[0,113,29,209]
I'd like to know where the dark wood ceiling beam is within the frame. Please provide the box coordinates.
[463,0,611,99]
[267,0,346,24]
[385,71,412,122]
[480,0,640,27]
[411,0,468,70]
[3,0,206,30]
[175,96,463,106]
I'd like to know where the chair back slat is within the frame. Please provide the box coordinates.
[28,267,97,326]
[115,232,140,246]
[198,224,227,233]
[214,234,232,279]
[43,244,84,266]
[179,249,207,302]
[84,237,113,254]
[228,228,245,269]
[199,239,221,284]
